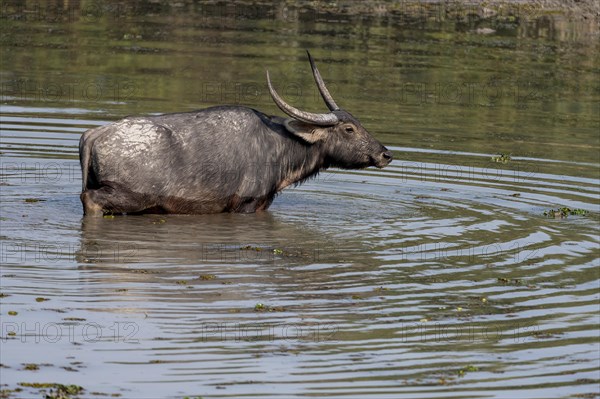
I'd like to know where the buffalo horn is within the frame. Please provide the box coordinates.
[266,70,339,126]
[307,51,340,111]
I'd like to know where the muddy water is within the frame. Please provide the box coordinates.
[1,2,599,398]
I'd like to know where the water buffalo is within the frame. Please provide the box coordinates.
[79,52,392,216]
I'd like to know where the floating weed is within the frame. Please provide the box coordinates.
[23,363,40,371]
[131,269,150,274]
[8,311,17,316]
[35,297,49,302]
[458,365,479,377]
[199,274,216,281]
[532,331,562,339]
[254,303,285,312]
[497,277,524,286]
[18,383,84,398]
[175,280,188,285]
[47,384,84,398]
[241,245,263,252]
[103,214,115,219]
[24,198,45,203]
[19,382,56,388]
[491,153,511,163]
[543,207,587,218]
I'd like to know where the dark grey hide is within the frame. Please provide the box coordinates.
[79,52,392,216]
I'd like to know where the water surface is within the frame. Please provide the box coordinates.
[1,2,599,398]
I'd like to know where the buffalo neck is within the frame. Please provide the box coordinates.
[273,131,327,192]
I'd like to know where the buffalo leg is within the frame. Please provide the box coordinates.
[81,181,156,216]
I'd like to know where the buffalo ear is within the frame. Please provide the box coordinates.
[284,119,329,144]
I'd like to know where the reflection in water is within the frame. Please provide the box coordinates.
[77,211,347,267]
[1,1,599,398]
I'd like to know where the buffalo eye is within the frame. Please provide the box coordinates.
[344,126,355,134]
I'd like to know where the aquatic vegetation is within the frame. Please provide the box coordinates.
[240,245,263,251]
[458,365,479,377]
[497,277,523,285]
[19,383,57,388]
[491,153,512,163]
[254,303,285,312]
[17,383,83,398]
[46,384,84,399]
[543,207,587,218]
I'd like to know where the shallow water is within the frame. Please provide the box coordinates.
[1,1,599,398]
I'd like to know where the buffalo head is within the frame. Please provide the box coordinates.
[266,51,393,169]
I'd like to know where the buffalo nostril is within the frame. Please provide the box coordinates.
[382,151,393,161]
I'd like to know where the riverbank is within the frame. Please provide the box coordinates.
[306,0,599,22]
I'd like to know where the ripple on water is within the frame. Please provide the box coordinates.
[1,105,598,398]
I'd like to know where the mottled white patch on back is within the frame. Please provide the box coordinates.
[109,119,164,157]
